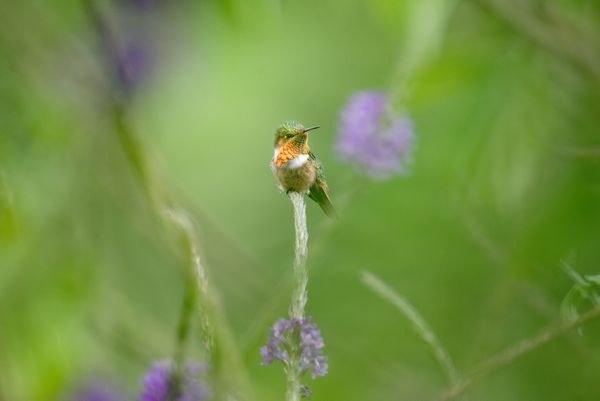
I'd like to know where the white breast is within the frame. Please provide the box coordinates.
[286,154,309,169]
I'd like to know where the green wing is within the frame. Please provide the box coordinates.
[307,151,337,218]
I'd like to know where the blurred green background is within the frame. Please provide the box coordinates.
[1,0,600,400]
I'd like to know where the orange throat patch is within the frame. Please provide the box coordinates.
[275,142,307,167]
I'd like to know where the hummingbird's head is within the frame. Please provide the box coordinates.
[274,120,320,149]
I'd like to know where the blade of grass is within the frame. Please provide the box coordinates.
[434,305,600,401]
[362,271,459,386]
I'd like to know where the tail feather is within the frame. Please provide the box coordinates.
[308,181,337,218]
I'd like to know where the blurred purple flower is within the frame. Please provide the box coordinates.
[140,361,209,401]
[66,381,125,401]
[92,0,159,95]
[337,91,414,180]
[114,39,153,93]
[260,317,328,379]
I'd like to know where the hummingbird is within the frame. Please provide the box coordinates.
[271,120,336,217]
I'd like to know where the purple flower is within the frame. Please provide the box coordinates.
[114,39,153,93]
[93,0,159,95]
[140,361,209,401]
[260,317,328,379]
[337,91,414,179]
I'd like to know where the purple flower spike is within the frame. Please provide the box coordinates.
[140,361,209,401]
[337,91,415,180]
[261,317,328,380]
[115,40,153,94]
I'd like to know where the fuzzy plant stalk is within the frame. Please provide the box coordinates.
[113,117,251,398]
[85,3,251,396]
[165,209,213,361]
[259,192,328,401]
[287,192,309,401]
[289,192,309,320]
[148,206,251,401]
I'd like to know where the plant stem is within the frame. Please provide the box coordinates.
[286,192,309,401]
[285,362,301,401]
[166,208,215,356]
[240,181,359,354]
[85,2,251,393]
[171,278,195,376]
[362,271,459,386]
[288,192,309,320]
[435,305,600,401]
[166,208,250,399]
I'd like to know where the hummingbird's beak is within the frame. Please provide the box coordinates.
[304,125,320,133]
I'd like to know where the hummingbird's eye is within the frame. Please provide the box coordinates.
[284,133,294,139]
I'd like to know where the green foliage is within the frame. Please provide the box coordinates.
[561,262,600,325]
[1,0,600,401]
